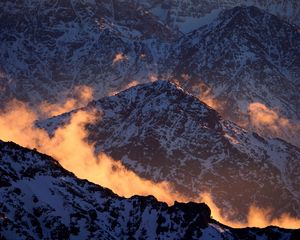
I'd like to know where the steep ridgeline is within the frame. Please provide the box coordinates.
[1,140,299,240]
[164,6,300,146]
[0,0,174,105]
[131,0,300,33]
[39,80,300,222]
[1,1,300,147]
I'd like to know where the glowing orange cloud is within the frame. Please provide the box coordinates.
[248,102,290,133]
[248,102,300,146]
[112,53,126,64]
[39,85,93,118]
[108,80,140,96]
[42,110,186,203]
[0,100,48,148]
[247,206,300,229]
[108,74,158,96]
[125,80,139,89]
[200,192,300,229]
[0,100,186,204]
[149,73,158,82]
[0,99,299,229]
[191,82,224,111]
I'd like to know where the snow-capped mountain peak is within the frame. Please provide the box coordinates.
[38,80,300,222]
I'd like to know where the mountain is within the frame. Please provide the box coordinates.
[1,1,300,146]
[164,5,300,147]
[0,0,174,105]
[1,139,299,239]
[38,80,300,222]
[133,0,300,33]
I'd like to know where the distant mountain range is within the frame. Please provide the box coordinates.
[134,0,300,33]
[38,80,300,222]
[1,140,299,239]
[0,0,173,104]
[1,0,299,146]
[165,5,300,146]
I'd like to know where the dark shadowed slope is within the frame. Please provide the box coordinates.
[164,6,300,146]
[1,140,299,239]
[39,80,300,222]
[0,0,174,105]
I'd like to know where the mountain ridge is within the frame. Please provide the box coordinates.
[38,80,300,222]
[1,139,300,239]
[164,5,300,146]
[134,0,300,33]
[1,2,300,146]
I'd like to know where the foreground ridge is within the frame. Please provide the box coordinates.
[0,142,298,238]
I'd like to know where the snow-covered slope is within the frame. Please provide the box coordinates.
[0,0,173,105]
[1,1,299,146]
[133,0,300,33]
[165,6,300,147]
[1,140,299,239]
[39,80,300,222]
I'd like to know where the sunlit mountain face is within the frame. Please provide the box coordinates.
[35,80,300,223]
[1,1,300,146]
[164,5,300,147]
[1,0,300,239]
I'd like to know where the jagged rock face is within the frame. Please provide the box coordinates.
[0,0,173,105]
[0,140,211,239]
[39,81,300,222]
[133,0,300,33]
[165,6,300,146]
[0,140,299,240]
[1,1,300,147]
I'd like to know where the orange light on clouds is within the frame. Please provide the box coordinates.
[112,53,126,64]
[39,85,93,118]
[248,102,290,132]
[0,98,299,229]
[0,99,187,204]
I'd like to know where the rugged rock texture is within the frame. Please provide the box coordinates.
[39,80,300,222]
[134,0,300,33]
[0,0,173,105]
[0,140,299,239]
[1,2,300,145]
[1,1,300,145]
[165,6,300,146]
[1,2,300,237]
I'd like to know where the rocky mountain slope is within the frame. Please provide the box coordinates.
[0,0,173,105]
[1,1,299,146]
[165,6,300,146]
[39,80,300,222]
[1,140,299,239]
[133,0,300,33]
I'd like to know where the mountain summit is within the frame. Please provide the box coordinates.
[165,5,300,146]
[135,0,300,33]
[39,80,300,221]
[1,2,299,145]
